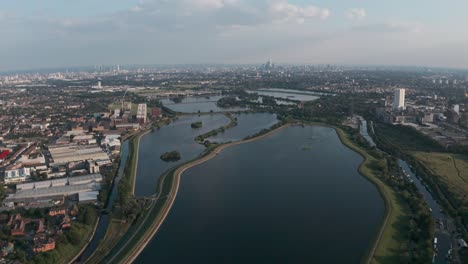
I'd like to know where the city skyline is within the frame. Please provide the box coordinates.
[1,0,468,71]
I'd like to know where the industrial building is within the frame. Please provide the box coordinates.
[4,167,32,184]
[48,143,109,166]
[3,173,103,206]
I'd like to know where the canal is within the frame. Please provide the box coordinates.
[360,118,451,263]
[78,140,129,261]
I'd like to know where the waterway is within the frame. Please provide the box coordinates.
[160,96,246,113]
[136,126,385,263]
[135,114,230,197]
[207,113,278,143]
[78,141,129,261]
[247,89,319,101]
[359,119,451,263]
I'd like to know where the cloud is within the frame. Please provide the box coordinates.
[352,21,425,35]
[5,0,465,70]
[346,8,366,20]
[269,1,330,23]
[130,6,144,13]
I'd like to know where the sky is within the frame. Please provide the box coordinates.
[1,0,468,71]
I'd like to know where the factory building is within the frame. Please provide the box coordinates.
[48,144,109,166]
[3,173,103,206]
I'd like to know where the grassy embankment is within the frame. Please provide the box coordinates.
[373,122,468,262]
[47,222,96,264]
[105,122,405,264]
[195,112,238,143]
[90,120,409,264]
[103,123,288,264]
[335,128,411,264]
[84,129,147,264]
[413,152,468,206]
[373,123,468,227]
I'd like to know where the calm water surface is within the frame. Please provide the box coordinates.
[208,113,278,143]
[135,114,230,196]
[161,96,246,113]
[247,90,319,101]
[136,126,384,263]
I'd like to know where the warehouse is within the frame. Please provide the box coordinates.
[3,174,103,206]
[48,144,109,165]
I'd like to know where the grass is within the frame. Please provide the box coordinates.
[85,220,131,264]
[336,128,411,264]
[56,223,94,263]
[374,121,468,230]
[98,123,411,264]
[84,129,147,264]
[374,123,444,152]
[412,151,468,208]
[29,221,96,264]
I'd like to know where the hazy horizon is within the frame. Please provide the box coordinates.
[2,0,468,71]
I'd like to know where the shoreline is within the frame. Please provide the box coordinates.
[108,122,391,264]
[334,128,391,264]
[131,128,152,194]
[113,124,290,264]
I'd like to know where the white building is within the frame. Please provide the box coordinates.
[392,88,406,111]
[453,104,460,115]
[4,167,32,184]
[136,103,147,124]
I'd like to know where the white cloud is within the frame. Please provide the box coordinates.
[130,6,144,13]
[346,8,366,20]
[186,0,225,10]
[269,1,330,23]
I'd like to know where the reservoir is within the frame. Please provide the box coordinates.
[136,125,385,263]
[207,113,278,143]
[135,114,230,197]
[160,96,246,113]
[247,89,320,101]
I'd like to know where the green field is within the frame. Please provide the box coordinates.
[374,123,444,152]
[412,152,468,210]
[374,122,468,225]
[336,128,411,264]
[85,220,131,264]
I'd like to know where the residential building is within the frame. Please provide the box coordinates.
[392,88,406,111]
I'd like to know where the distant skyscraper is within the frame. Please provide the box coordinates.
[117,64,120,72]
[453,80,457,85]
[453,104,460,115]
[392,88,405,111]
[432,79,436,84]
[264,58,273,70]
[97,81,102,88]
